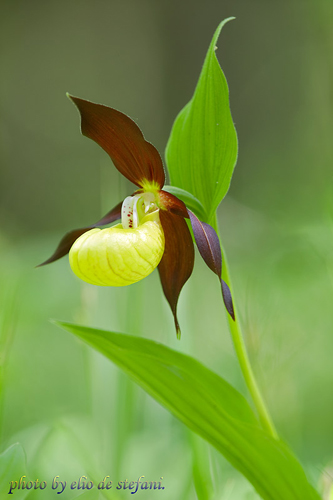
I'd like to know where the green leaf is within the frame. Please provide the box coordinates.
[0,443,29,498]
[56,321,320,500]
[165,19,238,222]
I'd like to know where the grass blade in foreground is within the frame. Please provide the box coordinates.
[0,443,29,498]
[56,322,320,500]
[165,18,238,222]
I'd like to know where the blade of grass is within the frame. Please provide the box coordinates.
[191,435,215,500]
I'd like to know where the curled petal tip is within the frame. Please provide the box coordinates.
[188,209,235,320]
[174,315,181,340]
[221,279,235,321]
[36,258,56,268]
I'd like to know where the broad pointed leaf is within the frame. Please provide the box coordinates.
[56,322,321,500]
[38,201,122,266]
[69,95,165,189]
[165,19,238,220]
[158,210,194,338]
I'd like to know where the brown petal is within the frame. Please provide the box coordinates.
[37,201,122,267]
[188,210,235,320]
[158,210,194,338]
[68,95,165,189]
[158,190,188,218]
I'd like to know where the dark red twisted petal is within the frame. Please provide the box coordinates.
[158,190,188,218]
[37,201,122,267]
[69,95,165,189]
[158,210,194,338]
[188,210,235,320]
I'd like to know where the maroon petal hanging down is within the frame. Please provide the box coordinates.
[188,210,235,320]
[37,201,122,267]
[158,210,194,338]
[68,95,165,189]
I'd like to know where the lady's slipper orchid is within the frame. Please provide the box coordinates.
[39,95,234,337]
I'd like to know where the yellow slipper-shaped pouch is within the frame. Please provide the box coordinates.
[69,211,165,287]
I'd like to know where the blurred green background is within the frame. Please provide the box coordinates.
[1,1,333,498]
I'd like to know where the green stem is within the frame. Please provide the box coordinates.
[212,216,278,439]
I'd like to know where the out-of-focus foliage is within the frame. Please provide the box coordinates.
[1,1,333,236]
[0,444,28,499]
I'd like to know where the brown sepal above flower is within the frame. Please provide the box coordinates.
[68,95,165,189]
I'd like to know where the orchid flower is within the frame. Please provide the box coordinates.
[39,95,234,337]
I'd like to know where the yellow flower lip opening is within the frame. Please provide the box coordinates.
[69,193,165,287]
